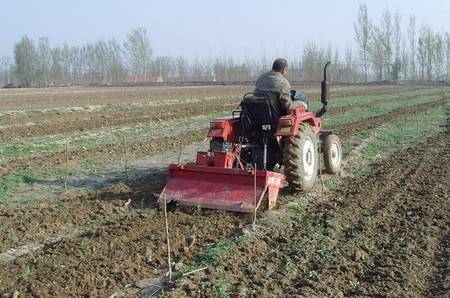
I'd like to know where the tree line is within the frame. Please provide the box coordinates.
[1,5,450,87]
[354,4,450,82]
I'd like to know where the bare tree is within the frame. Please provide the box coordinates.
[151,56,172,80]
[191,57,205,81]
[36,37,51,86]
[302,41,328,81]
[354,3,371,82]
[61,43,72,82]
[0,56,14,86]
[124,28,152,81]
[344,47,355,82]
[213,58,226,81]
[69,46,82,82]
[434,33,444,80]
[408,16,417,80]
[49,47,63,85]
[369,26,388,81]
[84,43,96,81]
[94,40,108,82]
[175,56,188,82]
[419,26,435,81]
[14,36,37,87]
[446,32,450,81]
[401,40,409,80]
[106,39,127,84]
[417,34,426,80]
[392,12,402,80]
[380,9,393,79]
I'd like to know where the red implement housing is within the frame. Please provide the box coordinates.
[161,164,284,212]
[207,116,240,142]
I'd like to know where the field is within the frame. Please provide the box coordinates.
[0,84,449,297]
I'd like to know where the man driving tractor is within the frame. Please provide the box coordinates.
[255,58,291,119]
[255,58,307,119]
[248,58,308,170]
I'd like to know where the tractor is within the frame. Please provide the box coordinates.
[159,62,342,212]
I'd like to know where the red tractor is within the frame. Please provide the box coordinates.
[160,62,342,212]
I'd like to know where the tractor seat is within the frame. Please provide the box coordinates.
[239,92,278,137]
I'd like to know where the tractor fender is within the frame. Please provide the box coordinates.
[275,108,321,137]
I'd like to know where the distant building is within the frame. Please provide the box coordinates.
[122,75,162,84]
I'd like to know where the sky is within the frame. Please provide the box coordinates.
[1,0,450,60]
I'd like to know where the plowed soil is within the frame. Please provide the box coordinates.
[0,98,238,141]
[333,96,449,139]
[0,85,250,112]
[0,173,251,296]
[168,132,450,297]
[0,85,448,297]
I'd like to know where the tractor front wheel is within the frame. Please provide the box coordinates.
[283,124,318,191]
[323,134,342,174]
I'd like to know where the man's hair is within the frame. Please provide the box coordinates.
[272,58,288,72]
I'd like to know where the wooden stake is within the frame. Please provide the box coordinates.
[64,139,69,193]
[252,163,257,231]
[415,112,419,136]
[182,266,208,277]
[177,146,182,165]
[123,136,129,180]
[400,124,405,149]
[163,195,172,282]
[318,146,324,197]
[109,121,114,145]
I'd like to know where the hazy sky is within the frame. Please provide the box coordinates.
[1,0,450,60]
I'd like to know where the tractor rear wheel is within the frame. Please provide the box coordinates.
[283,124,318,191]
[323,134,342,174]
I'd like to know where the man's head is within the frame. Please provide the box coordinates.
[272,58,288,78]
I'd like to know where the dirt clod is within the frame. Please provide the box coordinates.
[354,250,365,262]
[174,262,183,271]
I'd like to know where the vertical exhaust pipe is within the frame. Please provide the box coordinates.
[316,61,331,118]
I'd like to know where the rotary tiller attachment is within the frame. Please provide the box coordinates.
[159,164,284,213]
